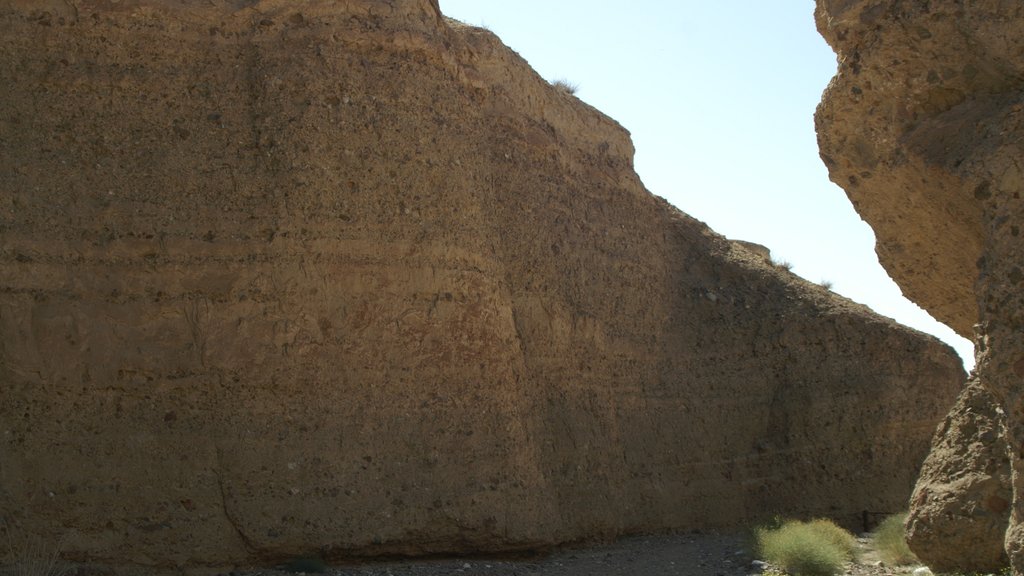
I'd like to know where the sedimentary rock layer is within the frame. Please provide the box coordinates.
[1,0,964,571]
[815,0,1024,570]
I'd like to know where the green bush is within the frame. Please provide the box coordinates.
[807,518,859,561]
[872,513,918,565]
[756,519,854,576]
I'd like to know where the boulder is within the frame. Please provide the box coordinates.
[907,379,1010,572]
[0,0,965,572]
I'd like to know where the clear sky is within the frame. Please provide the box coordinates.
[438,0,975,370]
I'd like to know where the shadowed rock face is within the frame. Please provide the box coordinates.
[0,0,965,571]
[815,0,1024,571]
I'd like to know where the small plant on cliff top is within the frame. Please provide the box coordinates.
[872,512,918,565]
[756,519,854,576]
[772,258,794,271]
[552,78,579,95]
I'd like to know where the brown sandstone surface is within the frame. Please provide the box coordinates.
[815,0,1023,571]
[0,0,965,572]
[906,378,1010,572]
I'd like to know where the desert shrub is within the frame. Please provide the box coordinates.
[756,519,852,576]
[552,78,579,95]
[807,518,859,561]
[872,513,917,565]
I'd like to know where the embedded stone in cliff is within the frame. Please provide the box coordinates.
[0,0,965,572]
[907,379,1010,572]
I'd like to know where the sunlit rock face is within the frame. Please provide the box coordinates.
[907,379,1010,572]
[0,0,964,571]
[815,0,1024,571]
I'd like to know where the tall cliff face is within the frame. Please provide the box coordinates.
[815,0,1024,570]
[0,0,965,571]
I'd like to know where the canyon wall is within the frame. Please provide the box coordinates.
[0,0,965,572]
[906,379,1010,572]
[815,0,1023,570]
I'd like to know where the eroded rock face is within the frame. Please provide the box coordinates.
[0,0,965,571]
[814,0,1024,340]
[815,0,1024,570]
[907,379,1010,572]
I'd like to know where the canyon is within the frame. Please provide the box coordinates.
[1,0,965,572]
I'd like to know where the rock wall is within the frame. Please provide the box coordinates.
[815,0,1023,571]
[0,0,965,572]
[906,379,1010,571]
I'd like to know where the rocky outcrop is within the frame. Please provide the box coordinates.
[815,0,1023,571]
[0,0,965,572]
[906,379,1010,572]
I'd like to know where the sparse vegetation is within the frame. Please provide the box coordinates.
[806,518,859,561]
[773,259,794,271]
[872,513,918,565]
[755,519,855,576]
[552,78,579,95]
[2,521,69,576]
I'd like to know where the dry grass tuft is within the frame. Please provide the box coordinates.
[806,518,858,561]
[3,522,69,576]
[756,518,855,576]
[773,258,794,271]
[872,513,918,565]
[552,78,579,95]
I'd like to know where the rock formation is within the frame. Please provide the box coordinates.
[815,0,1023,570]
[906,379,1010,572]
[1,0,964,572]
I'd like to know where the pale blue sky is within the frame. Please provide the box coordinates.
[439,1,974,369]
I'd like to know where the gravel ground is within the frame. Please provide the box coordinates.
[214,531,927,576]
[221,532,754,576]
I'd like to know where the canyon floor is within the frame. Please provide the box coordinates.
[214,531,924,576]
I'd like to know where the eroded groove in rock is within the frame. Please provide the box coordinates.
[0,0,965,570]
